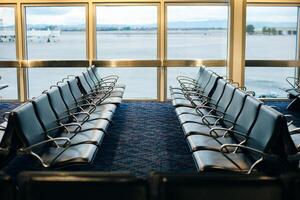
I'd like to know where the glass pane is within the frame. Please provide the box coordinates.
[167,6,228,59]
[97,67,157,99]
[246,7,297,60]
[0,7,16,60]
[28,68,85,98]
[245,67,293,98]
[167,67,226,98]
[25,6,86,60]
[0,68,18,100]
[96,6,157,59]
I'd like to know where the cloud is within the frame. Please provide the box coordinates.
[168,6,228,22]
[26,7,85,25]
[0,7,15,26]
[96,6,157,25]
[26,7,69,15]
[1,5,298,28]
[247,7,297,22]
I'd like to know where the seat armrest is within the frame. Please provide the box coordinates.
[289,127,300,135]
[180,81,198,87]
[284,114,294,126]
[209,127,246,138]
[99,78,117,84]
[178,78,195,85]
[45,123,82,134]
[18,137,71,153]
[195,106,214,116]
[72,112,90,122]
[220,144,277,174]
[17,137,70,168]
[201,114,235,127]
[286,76,299,88]
[201,115,223,126]
[2,112,10,122]
[176,75,195,82]
[100,75,119,81]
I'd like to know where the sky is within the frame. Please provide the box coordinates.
[0,6,298,26]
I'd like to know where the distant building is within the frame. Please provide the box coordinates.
[276,27,297,35]
[0,28,61,43]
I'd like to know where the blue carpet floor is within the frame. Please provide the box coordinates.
[1,102,196,178]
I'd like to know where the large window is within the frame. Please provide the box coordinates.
[25,6,86,60]
[245,6,298,98]
[167,5,228,59]
[246,67,295,98]
[28,68,85,98]
[246,6,297,60]
[96,6,157,60]
[0,68,18,100]
[96,67,157,99]
[0,6,16,60]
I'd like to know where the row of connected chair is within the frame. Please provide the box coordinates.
[0,171,299,200]
[0,65,125,168]
[170,66,300,173]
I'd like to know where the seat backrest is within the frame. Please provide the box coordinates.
[233,96,262,137]
[57,82,77,109]
[246,105,286,158]
[151,173,284,200]
[46,88,70,124]
[31,94,61,138]
[18,171,148,200]
[90,65,102,82]
[208,78,227,106]
[67,78,84,101]
[12,102,46,148]
[82,71,96,90]
[77,75,92,95]
[222,89,247,127]
[0,172,13,200]
[194,67,205,83]
[87,68,99,86]
[195,69,212,91]
[201,73,219,97]
[215,83,236,114]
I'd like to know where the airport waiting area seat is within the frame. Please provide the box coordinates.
[151,173,287,200]
[0,171,299,200]
[0,65,125,168]
[170,66,300,174]
[17,171,147,200]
